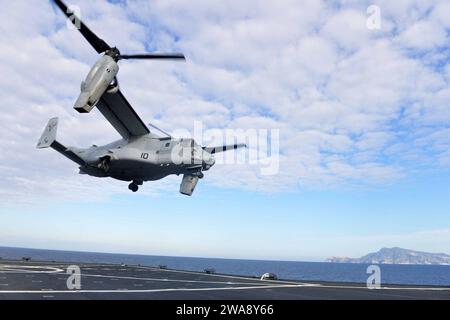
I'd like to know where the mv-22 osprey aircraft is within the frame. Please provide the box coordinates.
[37,0,245,196]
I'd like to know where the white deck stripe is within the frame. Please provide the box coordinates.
[80,273,271,286]
[0,265,64,274]
[0,284,304,294]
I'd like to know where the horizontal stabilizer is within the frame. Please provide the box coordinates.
[37,118,86,166]
[51,141,86,166]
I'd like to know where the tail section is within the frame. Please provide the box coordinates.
[37,118,86,166]
[37,117,58,149]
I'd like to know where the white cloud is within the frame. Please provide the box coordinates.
[0,0,450,205]
[399,20,447,50]
[321,9,372,52]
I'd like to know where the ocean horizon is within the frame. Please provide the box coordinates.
[1,246,450,286]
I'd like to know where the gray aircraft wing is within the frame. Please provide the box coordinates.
[96,90,150,139]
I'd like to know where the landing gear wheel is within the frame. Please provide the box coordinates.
[128,183,138,192]
[198,172,204,179]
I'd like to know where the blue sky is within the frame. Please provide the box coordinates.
[2,172,450,261]
[0,0,450,261]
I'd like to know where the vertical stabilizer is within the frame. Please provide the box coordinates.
[37,117,58,148]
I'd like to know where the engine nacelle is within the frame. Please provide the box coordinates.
[74,55,119,113]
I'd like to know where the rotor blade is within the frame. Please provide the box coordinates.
[53,0,111,54]
[203,143,247,154]
[119,53,186,60]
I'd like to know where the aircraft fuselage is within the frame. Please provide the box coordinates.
[71,133,215,183]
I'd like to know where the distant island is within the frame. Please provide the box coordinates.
[327,247,450,265]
